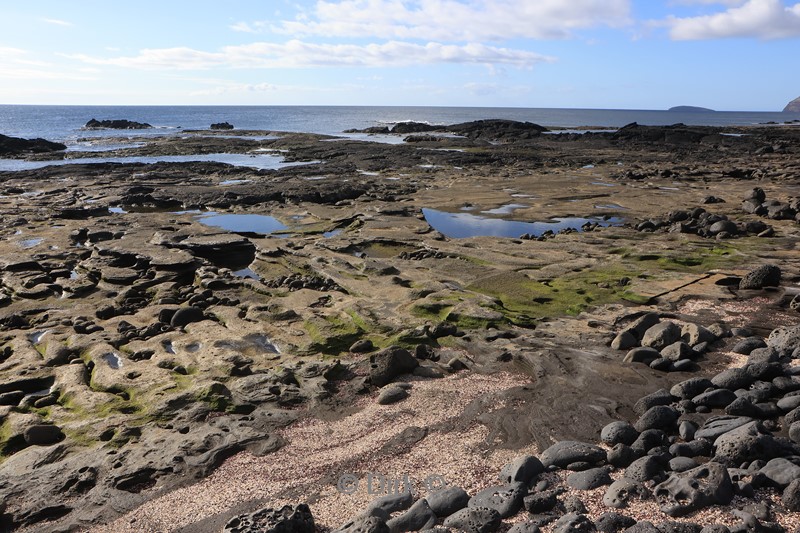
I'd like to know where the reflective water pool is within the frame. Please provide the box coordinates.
[195,213,287,235]
[422,208,622,239]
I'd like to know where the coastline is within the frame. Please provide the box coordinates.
[1,120,799,532]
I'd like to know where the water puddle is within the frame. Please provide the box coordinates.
[422,208,622,239]
[323,229,343,238]
[220,179,251,186]
[595,203,629,210]
[582,164,596,169]
[233,267,261,280]
[185,342,202,353]
[659,186,680,191]
[162,340,176,354]
[195,213,287,235]
[0,153,312,172]
[109,206,127,214]
[214,334,280,355]
[591,182,618,187]
[28,330,49,344]
[481,204,528,215]
[67,141,146,152]
[102,352,123,369]
[511,194,536,198]
[19,238,44,248]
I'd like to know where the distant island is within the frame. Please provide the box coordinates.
[667,106,715,113]
[784,96,800,113]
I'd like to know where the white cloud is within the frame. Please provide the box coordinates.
[265,0,632,41]
[67,40,555,70]
[191,82,280,96]
[43,18,72,26]
[666,0,800,39]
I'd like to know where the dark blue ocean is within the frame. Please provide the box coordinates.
[1,105,798,145]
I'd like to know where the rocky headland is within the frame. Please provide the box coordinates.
[83,119,153,130]
[0,120,799,532]
[784,98,800,114]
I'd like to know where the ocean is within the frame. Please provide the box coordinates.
[1,105,798,145]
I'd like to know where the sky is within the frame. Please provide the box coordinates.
[1,0,799,110]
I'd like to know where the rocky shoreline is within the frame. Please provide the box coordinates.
[0,120,799,532]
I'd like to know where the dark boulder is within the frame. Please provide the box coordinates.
[468,482,526,518]
[84,118,153,129]
[0,134,66,156]
[426,486,470,517]
[442,506,501,533]
[211,122,234,130]
[653,462,734,517]
[223,504,314,533]
[738,265,781,290]
[170,306,206,328]
[539,441,606,469]
[369,346,419,387]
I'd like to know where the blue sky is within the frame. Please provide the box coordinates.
[1,0,798,110]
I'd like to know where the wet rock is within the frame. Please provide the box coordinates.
[539,441,606,469]
[425,486,470,517]
[468,482,526,518]
[603,478,649,508]
[653,462,734,517]
[442,506,501,533]
[223,504,315,533]
[369,346,419,387]
[738,265,781,290]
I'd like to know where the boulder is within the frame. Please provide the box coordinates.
[468,482,526,518]
[634,389,675,415]
[442,506,501,533]
[603,478,649,508]
[0,134,66,156]
[713,421,784,465]
[223,504,315,533]
[171,306,205,328]
[600,421,639,446]
[499,455,544,484]
[642,322,682,351]
[539,441,606,469]
[425,486,470,517]
[553,513,596,533]
[634,406,679,432]
[595,512,636,533]
[211,122,234,130]
[738,265,781,290]
[670,378,713,400]
[767,325,800,356]
[653,462,734,517]
[369,347,419,387]
[376,384,409,405]
[567,467,613,490]
[758,457,800,488]
[84,118,152,129]
[385,498,436,532]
